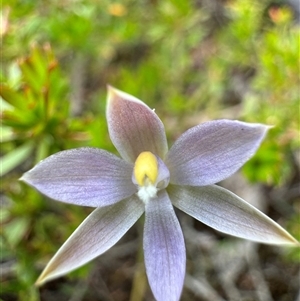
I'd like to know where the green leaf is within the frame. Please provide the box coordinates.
[0,142,34,176]
[0,85,26,110]
[3,217,30,248]
[1,126,16,142]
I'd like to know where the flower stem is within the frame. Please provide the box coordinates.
[129,218,147,301]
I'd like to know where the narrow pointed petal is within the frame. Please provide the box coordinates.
[106,86,168,162]
[166,120,269,186]
[36,197,144,285]
[144,190,186,301]
[169,185,298,245]
[21,148,136,207]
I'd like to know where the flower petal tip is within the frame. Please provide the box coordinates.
[286,237,300,247]
[274,233,299,246]
[19,173,30,184]
[34,270,52,287]
[260,124,274,133]
[35,277,45,287]
[106,84,118,97]
[266,124,275,129]
[106,85,141,107]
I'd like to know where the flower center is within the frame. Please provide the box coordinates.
[133,151,159,204]
[134,151,158,186]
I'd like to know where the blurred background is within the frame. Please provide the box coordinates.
[1,0,299,300]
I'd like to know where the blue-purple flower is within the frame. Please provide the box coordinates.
[21,87,298,301]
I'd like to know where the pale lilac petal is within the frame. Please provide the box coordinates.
[106,86,168,162]
[21,148,136,207]
[166,120,269,186]
[169,185,298,245]
[35,196,144,285]
[155,156,170,189]
[144,190,186,301]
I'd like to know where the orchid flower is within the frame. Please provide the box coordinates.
[21,87,298,301]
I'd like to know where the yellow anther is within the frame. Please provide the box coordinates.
[134,152,158,186]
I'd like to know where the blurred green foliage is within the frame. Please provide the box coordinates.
[1,0,299,300]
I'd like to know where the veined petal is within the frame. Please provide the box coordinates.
[106,86,168,162]
[36,196,144,285]
[21,148,136,207]
[169,185,298,245]
[144,190,186,301]
[166,120,269,186]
